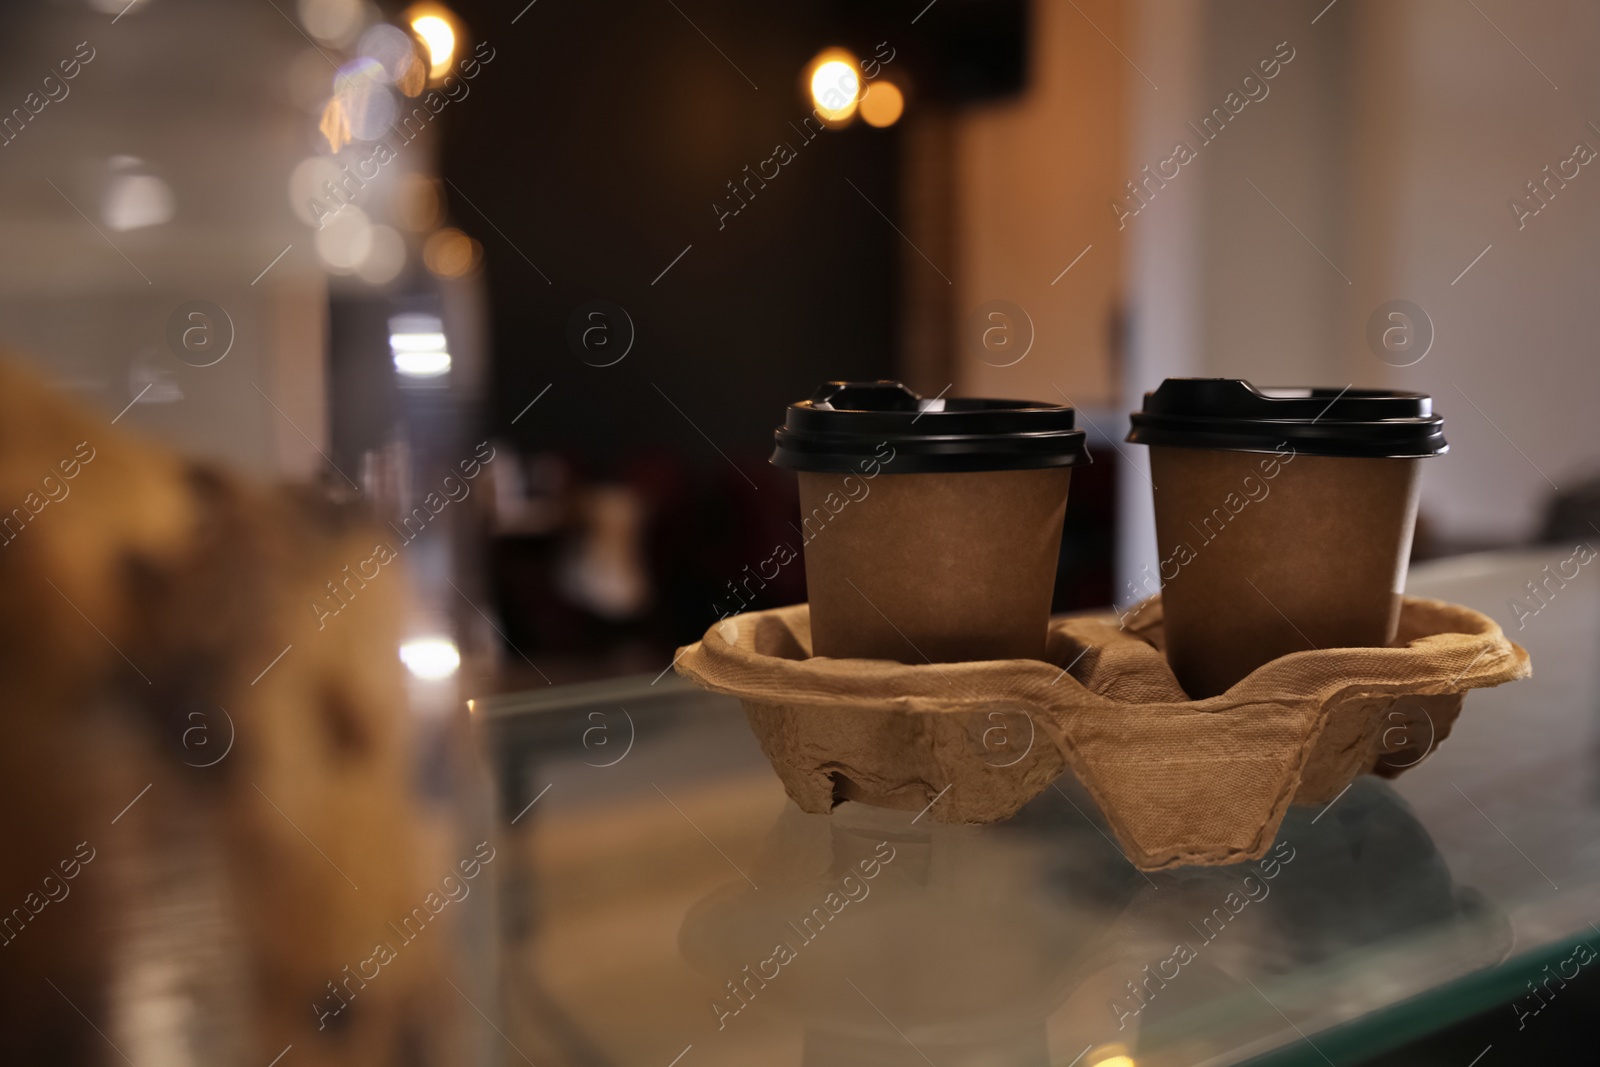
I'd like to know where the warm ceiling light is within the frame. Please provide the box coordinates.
[409,12,456,80]
[423,227,481,278]
[807,50,861,123]
[860,80,904,128]
[400,637,460,679]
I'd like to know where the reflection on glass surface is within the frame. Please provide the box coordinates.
[667,779,1506,1067]
[681,799,1128,1066]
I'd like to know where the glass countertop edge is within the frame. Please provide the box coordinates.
[475,670,701,720]
[1234,930,1591,1067]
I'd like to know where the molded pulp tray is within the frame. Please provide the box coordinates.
[674,596,1530,870]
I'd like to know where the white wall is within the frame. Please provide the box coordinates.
[1353,0,1600,542]
[1115,0,1600,597]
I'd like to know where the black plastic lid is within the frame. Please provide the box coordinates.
[1126,378,1448,458]
[771,381,1091,474]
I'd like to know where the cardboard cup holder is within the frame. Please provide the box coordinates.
[675,595,1529,870]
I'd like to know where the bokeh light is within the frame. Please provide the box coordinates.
[102,158,174,232]
[314,206,374,273]
[400,637,460,678]
[408,9,457,80]
[390,314,452,378]
[331,56,397,143]
[423,227,481,278]
[1087,1045,1136,1067]
[103,174,175,231]
[860,80,905,128]
[807,50,861,123]
[298,0,364,48]
[359,23,427,96]
[357,225,407,284]
[288,156,343,227]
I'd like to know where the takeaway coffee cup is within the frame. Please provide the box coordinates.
[771,381,1090,663]
[1126,378,1448,698]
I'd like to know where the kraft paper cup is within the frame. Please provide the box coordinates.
[1128,379,1448,698]
[773,381,1090,664]
[797,467,1072,663]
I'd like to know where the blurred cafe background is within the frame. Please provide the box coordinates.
[7,0,1600,685]
[9,0,1600,681]
[6,0,1600,1064]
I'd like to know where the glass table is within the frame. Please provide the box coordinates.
[476,547,1600,1066]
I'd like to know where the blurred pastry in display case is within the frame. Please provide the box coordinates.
[0,356,470,1065]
